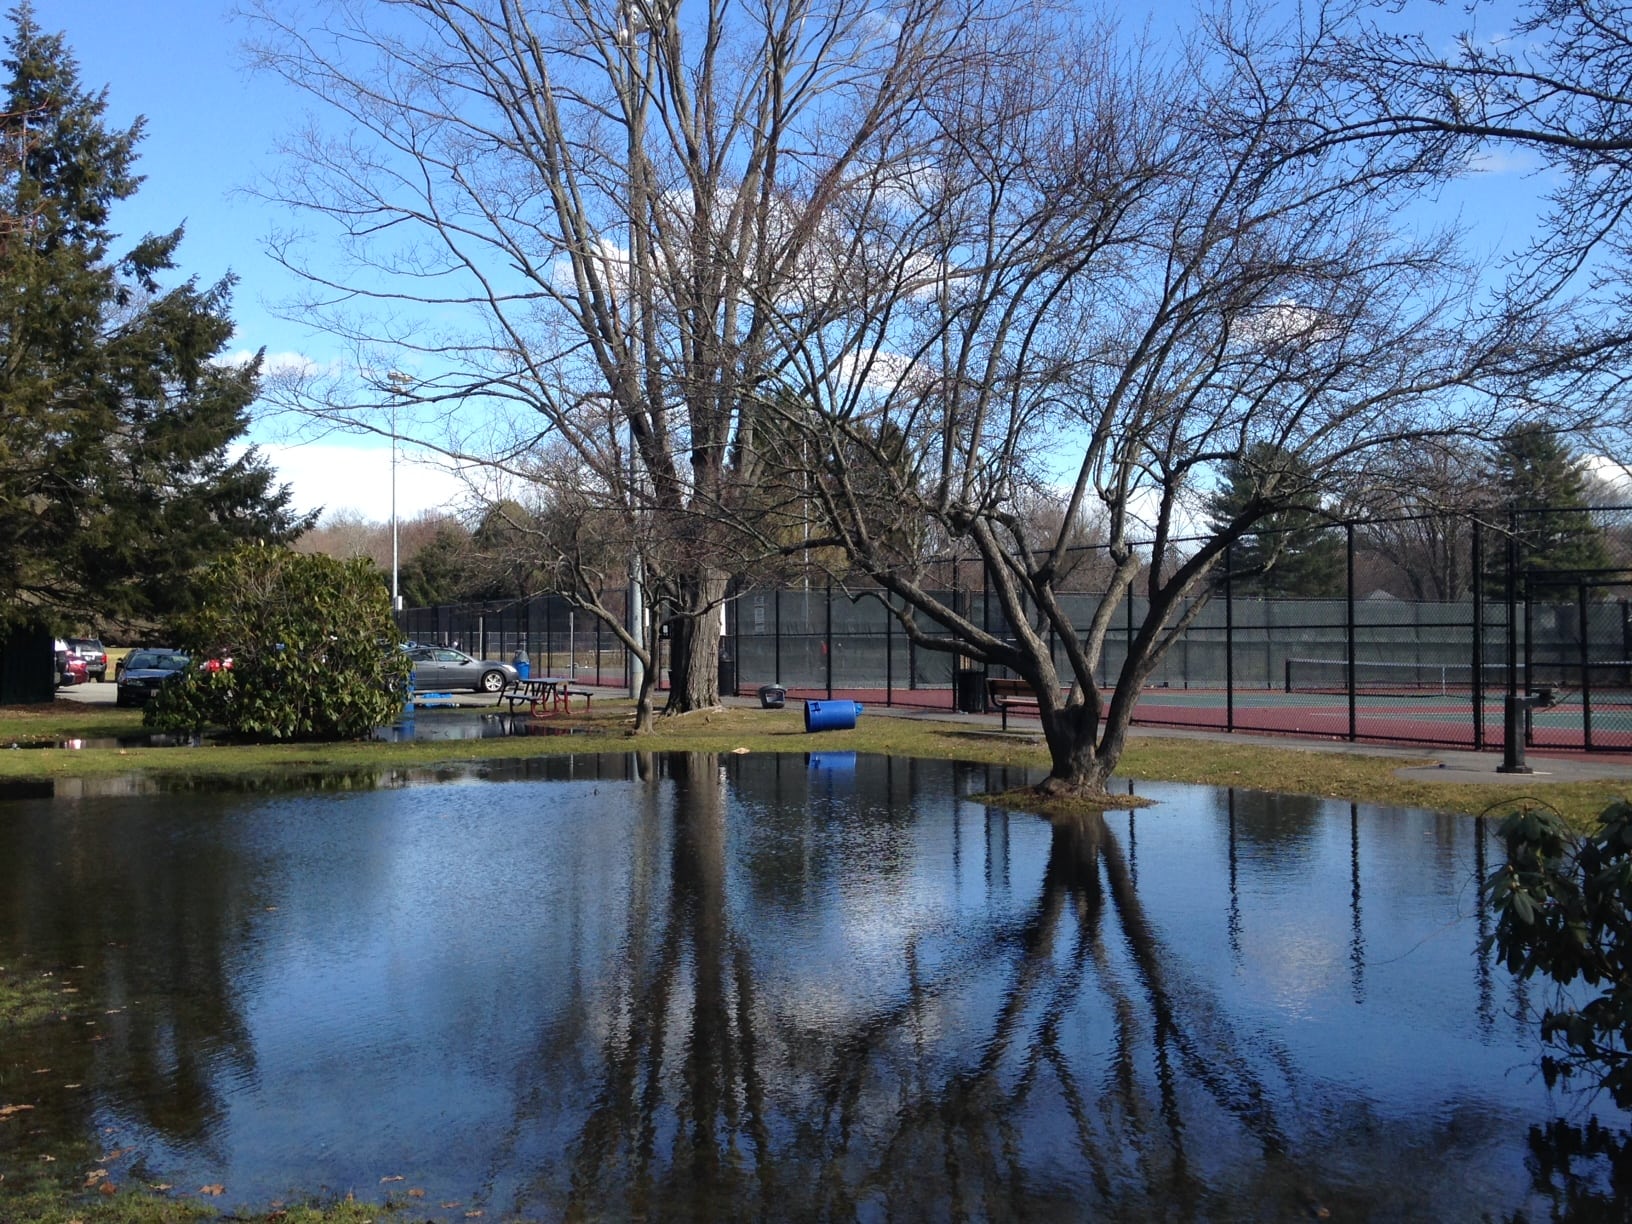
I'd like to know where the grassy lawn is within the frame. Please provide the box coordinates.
[2,695,1627,824]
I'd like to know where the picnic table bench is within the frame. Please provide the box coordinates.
[986,677,1042,730]
[497,677,594,717]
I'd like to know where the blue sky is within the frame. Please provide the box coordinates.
[41,0,1569,524]
[43,0,472,522]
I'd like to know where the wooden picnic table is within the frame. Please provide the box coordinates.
[497,677,592,716]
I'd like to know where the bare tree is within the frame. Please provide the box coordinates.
[1313,1,1632,429]
[247,0,1032,728]
[783,5,1520,795]
[1350,440,1497,603]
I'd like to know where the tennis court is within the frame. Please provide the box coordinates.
[775,668,1632,753]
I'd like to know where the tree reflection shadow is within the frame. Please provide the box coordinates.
[1518,1117,1632,1222]
[535,772,1349,1219]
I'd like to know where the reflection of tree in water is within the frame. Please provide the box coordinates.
[1518,1118,1632,1223]
[0,799,260,1172]
[526,764,1538,1220]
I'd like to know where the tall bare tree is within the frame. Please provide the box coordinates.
[1313,0,1632,428]
[248,0,1032,728]
[779,5,1527,794]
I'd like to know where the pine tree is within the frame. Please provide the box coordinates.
[1491,424,1611,582]
[1207,443,1346,597]
[0,3,311,640]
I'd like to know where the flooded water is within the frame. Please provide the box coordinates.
[0,753,1625,1220]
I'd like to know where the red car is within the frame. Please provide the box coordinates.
[55,642,88,687]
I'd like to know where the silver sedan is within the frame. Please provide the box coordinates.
[404,646,519,693]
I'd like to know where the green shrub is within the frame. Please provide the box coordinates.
[146,545,410,741]
[1486,799,1632,1106]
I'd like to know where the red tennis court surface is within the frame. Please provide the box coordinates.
[773,684,1632,755]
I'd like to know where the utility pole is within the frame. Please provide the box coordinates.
[387,371,412,615]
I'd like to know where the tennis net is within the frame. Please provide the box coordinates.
[1284,657,1632,701]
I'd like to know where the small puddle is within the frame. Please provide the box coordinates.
[372,712,592,742]
[6,713,589,754]
[7,732,203,750]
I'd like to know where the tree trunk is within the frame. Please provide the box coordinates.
[1036,701,1114,796]
[664,568,729,713]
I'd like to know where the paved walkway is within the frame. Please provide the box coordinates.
[732,695,1632,787]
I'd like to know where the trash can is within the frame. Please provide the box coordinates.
[804,699,863,732]
[718,657,737,697]
[956,669,986,713]
[758,684,786,709]
[512,650,530,681]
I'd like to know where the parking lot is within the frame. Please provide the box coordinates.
[57,680,117,705]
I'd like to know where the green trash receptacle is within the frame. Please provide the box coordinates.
[956,669,985,713]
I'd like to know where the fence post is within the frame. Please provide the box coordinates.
[885,597,894,706]
[774,588,782,686]
[1225,545,1235,733]
[1581,581,1594,751]
[1346,522,1357,742]
[1472,519,1484,749]
[825,579,834,700]
[1499,507,1532,773]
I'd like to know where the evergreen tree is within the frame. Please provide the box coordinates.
[1207,443,1346,597]
[398,521,478,607]
[0,4,311,640]
[1491,424,1611,581]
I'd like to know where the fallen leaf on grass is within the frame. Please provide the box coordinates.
[84,1170,107,1187]
[199,1184,225,1196]
[0,1104,34,1119]
[380,1174,404,1183]
[441,1202,462,1209]
[63,1083,81,1089]
[98,1181,117,1196]
[408,1189,425,1199]
[149,1183,172,1192]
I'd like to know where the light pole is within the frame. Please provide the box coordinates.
[387,371,412,614]
[618,1,647,702]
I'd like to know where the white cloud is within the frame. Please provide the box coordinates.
[1585,454,1632,498]
[1468,147,1542,176]
[248,440,476,524]
[221,349,332,378]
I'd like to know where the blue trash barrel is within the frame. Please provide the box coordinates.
[513,651,530,681]
[804,699,863,732]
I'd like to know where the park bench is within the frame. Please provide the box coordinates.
[986,677,1042,730]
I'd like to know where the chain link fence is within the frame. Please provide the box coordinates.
[401,504,1632,753]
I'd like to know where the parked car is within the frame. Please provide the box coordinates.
[54,641,88,687]
[65,637,107,682]
[115,649,191,707]
[404,645,518,693]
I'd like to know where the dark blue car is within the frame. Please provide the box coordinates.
[115,649,190,707]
